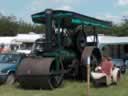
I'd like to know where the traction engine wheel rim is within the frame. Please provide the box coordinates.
[49,59,64,89]
[76,31,86,53]
[70,59,79,78]
[49,73,64,88]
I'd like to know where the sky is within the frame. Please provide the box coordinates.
[0,0,128,24]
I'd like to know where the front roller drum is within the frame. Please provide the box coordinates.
[18,74,64,89]
[16,57,64,89]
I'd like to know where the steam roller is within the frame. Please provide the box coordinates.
[16,9,111,89]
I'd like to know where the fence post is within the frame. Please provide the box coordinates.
[87,56,90,96]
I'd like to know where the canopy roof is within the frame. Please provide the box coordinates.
[99,36,128,45]
[14,34,44,43]
[32,9,111,28]
[0,37,15,45]
[87,35,128,47]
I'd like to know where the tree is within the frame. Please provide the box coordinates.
[111,16,128,36]
[0,13,44,36]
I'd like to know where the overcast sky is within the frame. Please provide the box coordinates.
[0,0,128,24]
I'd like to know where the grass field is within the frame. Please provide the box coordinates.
[0,73,128,96]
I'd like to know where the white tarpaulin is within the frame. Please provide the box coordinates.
[98,36,128,45]
[87,35,128,47]
[0,37,15,44]
[14,34,44,43]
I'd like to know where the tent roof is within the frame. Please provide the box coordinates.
[14,34,44,43]
[87,35,128,46]
[99,36,128,45]
[0,37,15,44]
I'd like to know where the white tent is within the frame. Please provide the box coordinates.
[14,33,44,43]
[98,36,128,45]
[14,33,45,54]
[0,37,15,45]
[87,35,128,48]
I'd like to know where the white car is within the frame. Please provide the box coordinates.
[16,50,31,54]
[91,66,120,86]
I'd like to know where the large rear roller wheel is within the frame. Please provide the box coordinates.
[80,47,102,81]
[68,59,79,79]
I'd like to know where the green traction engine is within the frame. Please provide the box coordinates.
[16,9,111,89]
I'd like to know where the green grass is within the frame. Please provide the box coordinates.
[0,73,128,96]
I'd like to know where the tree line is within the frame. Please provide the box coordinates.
[0,13,44,36]
[111,17,128,36]
[0,13,128,36]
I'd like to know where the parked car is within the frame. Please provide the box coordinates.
[112,59,126,74]
[0,53,25,84]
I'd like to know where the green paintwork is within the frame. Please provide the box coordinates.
[31,9,110,74]
[32,10,111,28]
[32,14,45,18]
[42,49,77,71]
[72,19,109,28]
[42,49,76,59]
[32,13,72,18]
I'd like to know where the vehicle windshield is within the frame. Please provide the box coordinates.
[0,54,20,64]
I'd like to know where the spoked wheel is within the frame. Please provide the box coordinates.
[48,59,64,89]
[69,59,79,79]
[49,73,64,88]
[76,31,86,53]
